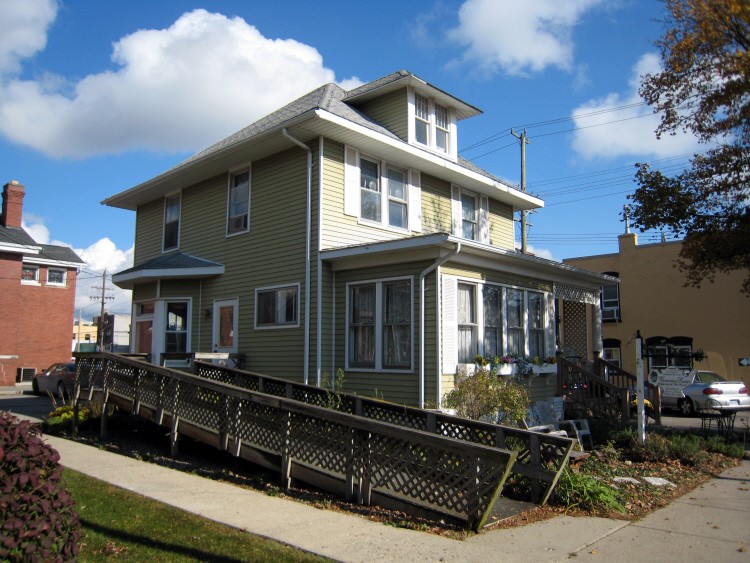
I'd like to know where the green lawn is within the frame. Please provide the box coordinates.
[64,469,330,562]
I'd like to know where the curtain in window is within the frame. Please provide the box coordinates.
[360,159,381,222]
[483,285,503,358]
[528,292,545,358]
[461,193,477,240]
[383,281,410,367]
[506,289,524,356]
[350,285,375,365]
[457,283,476,363]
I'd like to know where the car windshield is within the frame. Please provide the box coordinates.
[697,372,724,383]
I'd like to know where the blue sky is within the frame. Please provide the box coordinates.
[0,0,702,319]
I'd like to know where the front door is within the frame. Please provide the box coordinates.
[212,299,238,355]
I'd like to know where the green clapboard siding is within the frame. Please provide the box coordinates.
[353,88,409,141]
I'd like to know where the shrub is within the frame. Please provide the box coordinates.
[552,467,625,514]
[0,411,80,562]
[443,366,530,426]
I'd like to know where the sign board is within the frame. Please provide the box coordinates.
[739,357,750,367]
[650,366,692,398]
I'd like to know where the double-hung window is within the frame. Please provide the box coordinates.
[461,191,478,240]
[163,193,181,251]
[527,292,545,359]
[256,285,299,328]
[227,170,250,235]
[348,278,412,370]
[483,285,503,359]
[412,91,453,156]
[451,185,489,243]
[165,301,188,353]
[505,288,525,357]
[457,283,477,363]
[346,146,419,232]
[360,158,381,223]
[601,272,620,322]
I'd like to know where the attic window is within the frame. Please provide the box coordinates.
[411,91,454,156]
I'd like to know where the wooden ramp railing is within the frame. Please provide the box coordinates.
[557,356,630,421]
[593,357,662,424]
[74,352,565,531]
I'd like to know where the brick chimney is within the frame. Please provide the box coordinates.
[1,180,25,228]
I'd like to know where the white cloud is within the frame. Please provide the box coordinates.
[0,0,57,75]
[571,53,701,159]
[0,8,360,158]
[448,0,603,76]
[72,238,134,320]
[523,243,556,262]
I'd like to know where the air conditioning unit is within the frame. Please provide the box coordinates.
[602,309,619,321]
[229,215,246,232]
[16,367,36,382]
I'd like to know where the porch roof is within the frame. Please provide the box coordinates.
[320,233,617,290]
[112,252,225,290]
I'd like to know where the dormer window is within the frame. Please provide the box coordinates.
[410,90,456,158]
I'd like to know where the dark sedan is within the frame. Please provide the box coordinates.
[32,362,76,399]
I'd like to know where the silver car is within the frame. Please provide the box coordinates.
[32,362,76,399]
[662,370,749,416]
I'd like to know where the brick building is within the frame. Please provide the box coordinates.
[0,181,84,386]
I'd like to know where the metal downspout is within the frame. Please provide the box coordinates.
[419,242,461,408]
[282,128,312,385]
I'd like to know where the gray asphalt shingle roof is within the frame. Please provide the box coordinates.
[0,224,83,264]
[114,252,223,277]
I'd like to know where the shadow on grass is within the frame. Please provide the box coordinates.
[80,518,246,562]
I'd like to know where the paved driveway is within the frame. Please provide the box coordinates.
[0,391,54,422]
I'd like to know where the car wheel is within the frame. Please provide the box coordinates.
[57,382,68,401]
[678,398,695,416]
[32,379,39,395]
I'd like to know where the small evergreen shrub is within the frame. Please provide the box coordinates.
[0,411,80,562]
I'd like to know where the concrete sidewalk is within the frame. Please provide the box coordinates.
[42,434,750,563]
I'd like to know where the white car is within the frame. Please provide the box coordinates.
[661,370,749,416]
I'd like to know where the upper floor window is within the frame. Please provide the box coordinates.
[163,193,181,251]
[451,185,489,243]
[411,91,454,156]
[47,268,66,286]
[227,170,250,235]
[601,271,620,322]
[21,265,38,284]
[256,284,299,328]
[345,146,421,232]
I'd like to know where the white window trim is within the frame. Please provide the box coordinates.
[254,283,301,329]
[407,87,457,159]
[451,185,489,243]
[46,268,67,287]
[344,145,422,233]
[443,277,554,373]
[345,276,414,373]
[227,167,251,237]
[162,192,181,252]
[160,298,192,359]
[21,264,40,285]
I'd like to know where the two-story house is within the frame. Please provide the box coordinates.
[105,70,612,407]
[0,180,84,386]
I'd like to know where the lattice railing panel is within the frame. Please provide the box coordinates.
[175,383,222,430]
[437,420,495,447]
[288,413,351,475]
[366,433,505,519]
[362,403,428,431]
[233,399,285,453]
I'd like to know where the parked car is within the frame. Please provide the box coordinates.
[32,362,76,398]
[661,370,749,416]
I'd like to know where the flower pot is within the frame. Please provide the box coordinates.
[531,364,556,375]
[496,364,515,376]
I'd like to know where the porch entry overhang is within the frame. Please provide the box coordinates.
[111,252,225,290]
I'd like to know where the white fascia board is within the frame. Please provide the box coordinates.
[314,110,543,211]
[0,242,40,255]
[23,256,82,269]
[112,265,225,286]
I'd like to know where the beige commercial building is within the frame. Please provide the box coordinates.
[564,233,750,385]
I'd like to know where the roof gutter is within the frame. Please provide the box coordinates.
[282,127,313,385]
[419,242,461,409]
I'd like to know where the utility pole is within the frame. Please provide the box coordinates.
[511,128,530,253]
[91,270,115,351]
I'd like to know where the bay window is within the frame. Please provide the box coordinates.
[505,288,524,357]
[483,285,503,358]
[457,283,477,363]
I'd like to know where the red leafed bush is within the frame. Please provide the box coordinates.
[0,411,80,562]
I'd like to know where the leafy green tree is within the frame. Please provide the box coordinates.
[631,0,750,294]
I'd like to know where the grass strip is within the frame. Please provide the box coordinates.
[63,468,330,562]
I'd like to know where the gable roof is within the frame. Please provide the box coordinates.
[102,70,541,212]
[0,223,83,266]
